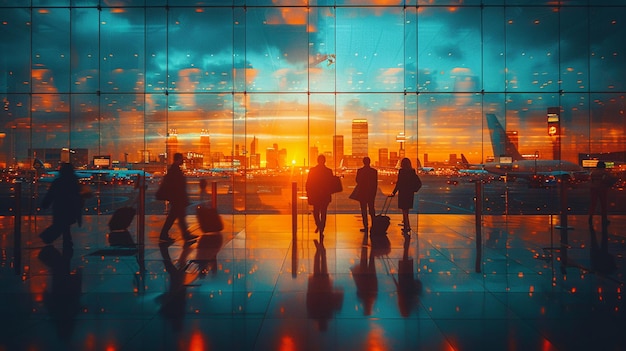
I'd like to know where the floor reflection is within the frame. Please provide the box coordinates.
[38,245,82,341]
[307,239,343,331]
[1,213,624,350]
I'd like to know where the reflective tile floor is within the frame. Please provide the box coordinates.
[0,213,625,351]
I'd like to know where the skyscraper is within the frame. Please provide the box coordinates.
[166,129,179,165]
[250,136,260,168]
[333,135,344,168]
[378,148,389,168]
[200,129,211,168]
[352,119,368,158]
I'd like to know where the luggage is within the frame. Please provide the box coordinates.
[108,229,136,247]
[196,204,224,233]
[39,225,63,244]
[108,206,137,232]
[155,177,171,201]
[371,196,391,236]
[330,175,343,194]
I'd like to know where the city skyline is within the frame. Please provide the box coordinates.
[1,4,625,170]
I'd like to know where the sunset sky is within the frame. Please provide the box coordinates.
[1,3,624,168]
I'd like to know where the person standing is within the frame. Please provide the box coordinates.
[588,161,615,228]
[39,162,83,249]
[306,155,335,242]
[355,156,378,232]
[159,153,198,244]
[390,158,422,233]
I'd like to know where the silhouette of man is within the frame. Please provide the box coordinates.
[306,155,334,241]
[158,242,193,331]
[355,156,378,232]
[38,245,82,340]
[306,240,343,331]
[159,153,198,244]
[350,244,378,316]
[40,162,83,249]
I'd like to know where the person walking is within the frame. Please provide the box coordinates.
[159,153,198,244]
[354,156,378,232]
[306,155,335,242]
[39,162,83,249]
[390,158,422,233]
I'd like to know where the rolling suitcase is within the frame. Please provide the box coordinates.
[371,196,391,236]
[108,206,137,232]
[196,204,224,233]
[108,229,136,247]
[107,187,139,246]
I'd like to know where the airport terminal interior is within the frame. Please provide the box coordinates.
[2,0,626,350]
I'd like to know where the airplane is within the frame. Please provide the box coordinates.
[39,166,153,184]
[415,158,435,173]
[458,113,588,185]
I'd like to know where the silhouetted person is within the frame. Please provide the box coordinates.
[350,242,378,316]
[588,161,614,228]
[306,155,334,241]
[192,234,224,277]
[390,158,422,233]
[306,239,343,331]
[158,241,193,331]
[396,234,421,317]
[589,226,616,274]
[38,245,82,341]
[39,162,83,249]
[159,153,198,244]
[354,156,378,232]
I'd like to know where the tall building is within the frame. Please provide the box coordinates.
[166,129,179,165]
[250,136,260,168]
[266,143,284,169]
[333,135,344,168]
[200,129,211,168]
[378,148,389,168]
[352,119,368,158]
[309,146,319,167]
[396,132,406,159]
[390,151,399,168]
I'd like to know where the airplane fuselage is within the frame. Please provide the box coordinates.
[483,159,588,180]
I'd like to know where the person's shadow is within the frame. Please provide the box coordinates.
[190,234,223,277]
[38,246,82,341]
[350,235,378,316]
[157,242,194,331]
[395,234,422,317]
[590,225,617,274]
[306,239,344,331]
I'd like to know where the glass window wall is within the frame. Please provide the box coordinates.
[1,2,625,219]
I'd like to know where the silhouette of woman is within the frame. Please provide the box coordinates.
[390,158,422,233]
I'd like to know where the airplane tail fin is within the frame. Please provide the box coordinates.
[416,157,423,169]
[486,113,523,161]
[460,154,470,168]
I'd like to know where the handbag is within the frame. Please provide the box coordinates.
[330,175,343,194]
[196,204,224,233]
[155,178,170,201]
[411,172,422,193]
[349,186,360,201]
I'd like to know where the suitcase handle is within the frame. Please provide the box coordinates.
[379,196,392,216]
